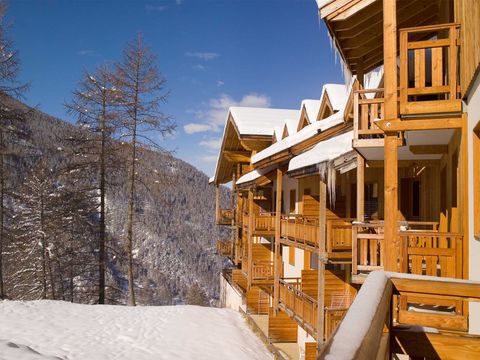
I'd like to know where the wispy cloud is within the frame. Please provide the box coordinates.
[185,52,219,61]
[77,49,94,56]
[183,93,271,135]
[199,138,222,150]
[192,64,205,71]
[145,4,168,12]
[175,0,183,4]
[199,154,218,163]
[216,80,224,87]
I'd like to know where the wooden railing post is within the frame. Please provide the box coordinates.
[247,189,254,289]
[317,180,327,347]
[274,169,283,313]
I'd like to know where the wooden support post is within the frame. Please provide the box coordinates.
[461,113,469,280]
[383,0,399,272]
[317,180,327,349]
[384,133,398,272]
[247,188,254,289]
[231,172,236,260]
[273,168,283,313]
[357,155,365,221]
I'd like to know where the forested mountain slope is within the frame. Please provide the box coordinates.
[8,97,230,305]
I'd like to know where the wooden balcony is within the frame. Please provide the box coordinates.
[399,23,461,116]
[278,270,354,340]
[216,208,234,226]
[352,221,464,283]
[216,239,232,257]
[251,261,274,285]
[353,89,385,148]
[280,216,353,262]
[319,272,480,360]
[279,278,318,336]
[243,212,276,236]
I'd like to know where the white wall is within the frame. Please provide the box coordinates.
[282,245,304,278]
[219,274,244,312]
[466,72,480,335]
[297,326,316,359]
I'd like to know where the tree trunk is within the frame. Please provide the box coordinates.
[98,94,107,304]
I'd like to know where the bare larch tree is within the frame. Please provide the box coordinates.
[115,34,174,305]
[65,65,121,304]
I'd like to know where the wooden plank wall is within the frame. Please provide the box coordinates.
[301,269,355,306]
[246,286,269,314]
[304,342,317,360]
[455,0,480,95]
[268,308,298,343]
[252,243,273,261]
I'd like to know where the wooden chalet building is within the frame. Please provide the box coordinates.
[211,0,480,359]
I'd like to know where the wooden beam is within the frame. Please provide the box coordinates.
[409,145,449,155]
[461,113,469,281]
[317,180,327,348]
[376,117,462,131]
[273,168,283,313]
[367,160,441,168]
[224,150,251,163]
[231,172,237,260]
[392,329,480,360]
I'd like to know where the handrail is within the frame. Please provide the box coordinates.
[319,271,480,360]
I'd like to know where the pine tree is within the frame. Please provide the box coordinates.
[114,34,174,305]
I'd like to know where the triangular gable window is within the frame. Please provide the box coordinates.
[297,108,310,131]
[318,93,334,120]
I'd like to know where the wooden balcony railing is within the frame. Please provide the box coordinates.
[353,89,385,143]
[352,221,463,279]
[319,272,480,359]
[279,279,349,341]
[216,239,232,257]
[252,261,274,284]
[279,278,318,335]
[399,23,461,115]
[216,208,234,225]
[281,216,353,261]
[243,212,276,234]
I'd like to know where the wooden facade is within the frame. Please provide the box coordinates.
[212,0,480,358]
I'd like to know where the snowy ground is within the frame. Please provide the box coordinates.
[0,300,272,360]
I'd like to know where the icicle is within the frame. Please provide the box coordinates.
[318,161,337,209]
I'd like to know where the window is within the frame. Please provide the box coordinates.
[289,190,296,214]
[289,246,295,266]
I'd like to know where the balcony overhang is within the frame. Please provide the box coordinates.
[319,0,445,75]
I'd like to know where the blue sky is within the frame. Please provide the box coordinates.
[8,0,343,176]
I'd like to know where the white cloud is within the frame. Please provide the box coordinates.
[199,138,222,150]
[184,123,212,134]
[184,93,271,135]
[185,52,219,61]
[216,80,224,87]
[199,155,218,162]
[193,64,205,71]
[145,4,168,11]
[175,0,183,4]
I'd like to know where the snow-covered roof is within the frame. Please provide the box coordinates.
[321,84,349,112]
[316,0,334,9]
[288,131,353,172]
[301,99,321,123]
[251,110,345,165]
[229,107,299,136]
[236,165,277,186]
[274,116,300,142]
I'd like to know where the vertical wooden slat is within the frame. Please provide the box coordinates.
[353,92,359,140]
[370,239,378,266]
[273,169,282,313]
[432,47,444,87]
[352,225,358,275]
[399,30,408,106]
[370,102,378,130]
[361,103,369,131]
[414,48,426,89]
[317,180,327,348]
[449,25,458,100]
[247,189,254,289]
